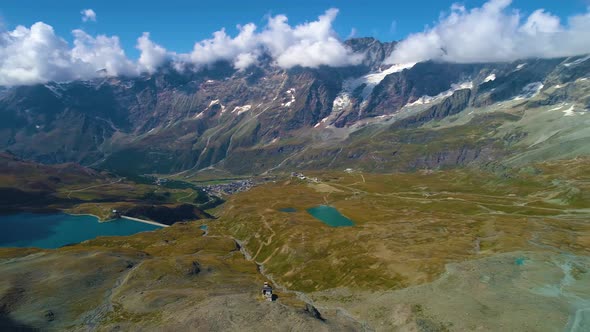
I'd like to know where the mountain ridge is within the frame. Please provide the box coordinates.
[1,38,589,175]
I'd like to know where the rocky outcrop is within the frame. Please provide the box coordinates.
[344,37,397,70]
[303,303,325,321]
[187,261,201,276]
[392,89,472,129]
[363,62,486,119]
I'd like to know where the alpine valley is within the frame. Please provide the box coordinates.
[1,36,590,331]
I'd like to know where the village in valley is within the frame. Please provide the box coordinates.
[202,179,256,196]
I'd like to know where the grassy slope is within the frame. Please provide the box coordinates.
[0,153,219,221]
[217,158,590,293]
[0,157,588,330]
[0,223,363,331]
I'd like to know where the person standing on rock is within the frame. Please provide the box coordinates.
[262,282,273,301]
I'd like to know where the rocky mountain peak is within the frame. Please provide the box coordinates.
[1,38,589,175]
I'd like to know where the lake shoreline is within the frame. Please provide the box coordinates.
[66,212,169,228]
[0,212,163,249]
[65,212,110,222]
[2,210,168,228]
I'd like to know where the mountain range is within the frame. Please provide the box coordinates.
[1,37,589,176]
[2,35,590,332]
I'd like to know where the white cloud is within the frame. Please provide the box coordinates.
[81,9,97,22]
[262,9,364,68]
[72,29,137,76]
[0,22,140,85]
[137,32,169,73]
[188,23,259,69]
[185,8,363,70]
[234,52,258,70]
[387,0,590,64]
[0,9,361,86]
[0,22,81,85]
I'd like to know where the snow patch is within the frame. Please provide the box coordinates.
[454,82,473,90]
[514,82,543,100]
[483,74,496,83]
[549,104,566,112]
[563,105,576,116]
[564,55,590,67]
[332,93,351,111]
[44,84,64,98]
[407,81,473,107]
[364,63,417,85]
[35,125,41,129]
[340,62,417,101]
[281,88,296,107]
[515,63,526,71]
[232,105,252,115]
[314,116,330,128]
[208,99,226,113]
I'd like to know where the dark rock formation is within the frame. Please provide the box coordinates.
[303,303,325,321]
[392,89,472,129]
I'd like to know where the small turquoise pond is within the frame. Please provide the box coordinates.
[200,225,208,230]
[0,213,161,249]
[279,208,297,213]
[307,205,355,227]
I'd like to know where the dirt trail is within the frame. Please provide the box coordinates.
[233,237,371,331]
[177,190,195,203]
[66,178,123,199]
[81,260,145,327]
[252,215,276,261]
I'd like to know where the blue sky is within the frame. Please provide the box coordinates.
[0,0,589,86]
[0,0,588,59]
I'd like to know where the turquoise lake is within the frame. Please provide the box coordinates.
[307,205,355,227]
[0,213,161,249]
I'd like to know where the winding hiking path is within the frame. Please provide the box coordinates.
[66,178,123,199]
[251,214,276,261]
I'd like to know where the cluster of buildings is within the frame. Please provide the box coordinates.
[290,172,320,183]
[203,179,254,196]
[154,178,169,186]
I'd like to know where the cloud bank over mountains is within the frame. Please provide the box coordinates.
[0,8,361,85]
[1,1,590,86]
[387,0,590,64]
